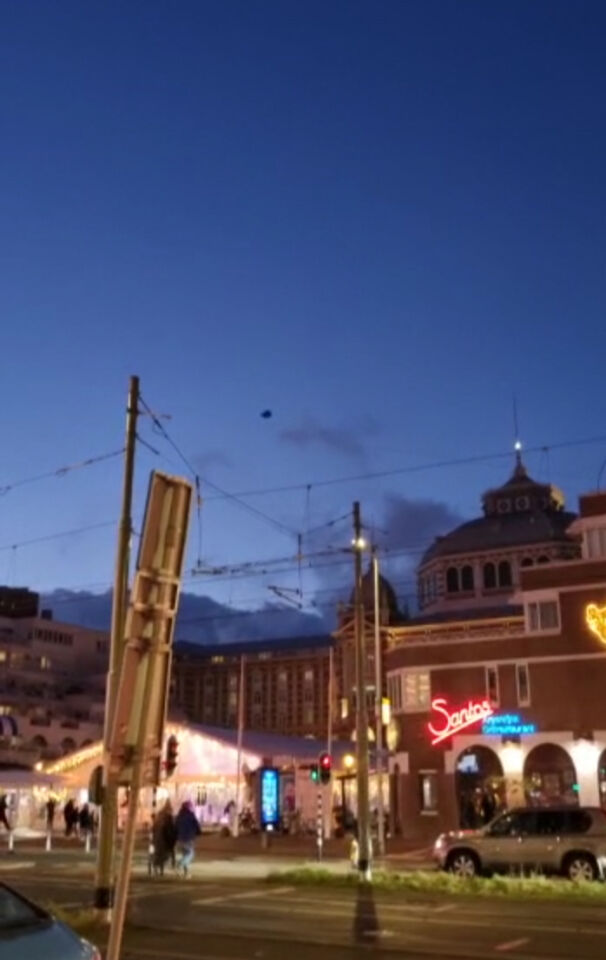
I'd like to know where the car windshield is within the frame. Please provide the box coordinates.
[0,887,44,931]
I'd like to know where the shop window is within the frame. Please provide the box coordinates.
[419,771,438,814]
[527,600,560,632]
[461,565,474,591]
[486,665,499,707]
[516,663,531,706]
[446,567,459,593]
[402,670,431,713]
[483,563,496,589]
[498,561,512,588]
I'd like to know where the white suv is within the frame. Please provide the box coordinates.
[434,807,606,881]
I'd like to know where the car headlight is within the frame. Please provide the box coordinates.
[434,835,445,850]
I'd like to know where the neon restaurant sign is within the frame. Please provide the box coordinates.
[585,603,606,646]
[482,713,536,736]
[428,697,494,745]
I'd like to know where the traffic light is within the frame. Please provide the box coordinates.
[319,752,332,785]
[310,763,320,784]
[165,734,179,777]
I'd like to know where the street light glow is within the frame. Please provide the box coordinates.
[351,536,367,550]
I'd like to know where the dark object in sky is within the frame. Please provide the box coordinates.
[261,409,272,419]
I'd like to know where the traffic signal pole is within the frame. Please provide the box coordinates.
[94,375,139,920]
[353,502,371,879]
[373,548,386,858]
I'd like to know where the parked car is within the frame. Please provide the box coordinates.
[434,806,606,881]
[0,882,100,959]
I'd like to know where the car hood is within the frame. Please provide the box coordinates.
[0,920,96,960]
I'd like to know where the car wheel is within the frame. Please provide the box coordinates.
[446,850,479,878]
[565,854,598,883]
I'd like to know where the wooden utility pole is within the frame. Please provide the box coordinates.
[94,375,139,919]
[353,501,371,878]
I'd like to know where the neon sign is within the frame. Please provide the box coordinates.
[586,603,606,646]
[428,697,494,745]
[482,713,536,736]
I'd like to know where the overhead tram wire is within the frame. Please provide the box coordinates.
[137,393,297,544]
[0,520,118,553]
[0,448,126,497]
[201,432,606,502]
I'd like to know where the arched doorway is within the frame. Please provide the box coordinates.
[455,745,504,828]
[524,744,578,807]
[598,749,606,809]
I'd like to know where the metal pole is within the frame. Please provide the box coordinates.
[373,549,386,858]
[316,790,323,860]
[353,502,371,879]
[324,645,334,841]
[94,375,139,919]
[234,654,245,838]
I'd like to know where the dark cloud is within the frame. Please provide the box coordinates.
[280,416,378,461]
[194,449,234,472]
[40,588,327,644]
[381,494,463,557]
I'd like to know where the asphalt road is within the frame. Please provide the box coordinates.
[4,857,606,959]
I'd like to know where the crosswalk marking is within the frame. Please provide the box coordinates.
[192,885,294,906]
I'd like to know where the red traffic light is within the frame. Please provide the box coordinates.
[318,752,332,783]
[165,735,179,777]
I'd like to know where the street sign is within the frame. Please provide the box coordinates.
[108,470,193,787]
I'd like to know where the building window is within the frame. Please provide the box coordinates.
[516,663,531,706]
[461,565,474,591]
[446,567,459,593]
[527,600,560,632]
[498,560,512,588]
[521,557,533,567]
[387,673,402,712]
[0,651,6,663]
[536,555,549,564]
[402,670,431,713]
[340,697,349,719]
[483,562,496,589]
[586,528,606,559]
[486,665,499,707]
[419,772,438,813]
[516,496,529,510]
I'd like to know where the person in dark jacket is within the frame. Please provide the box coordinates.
[79,803,93,837]
[152,800,177,877]
[0,795,10,832]
[175,801,201,877]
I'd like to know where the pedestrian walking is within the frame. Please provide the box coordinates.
[175,801,201,878]
[79,803,93,839]
[152,800,176,877]
[45,797,56,832]
[64,799,78,837]
[0,795,10,832]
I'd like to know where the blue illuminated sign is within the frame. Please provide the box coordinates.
[259,767,280,830]
[482,713,536,736]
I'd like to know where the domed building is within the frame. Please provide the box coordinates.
[417,453,580,616]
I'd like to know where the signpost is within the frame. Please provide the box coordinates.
[104,470,193,960]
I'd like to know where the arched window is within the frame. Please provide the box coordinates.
[521,557,533,567]
[446,567,459,593]
[461,565,474,591]
[483,562,496,589]
[537,555,549,564]
[31,735,47,749]
[498,560,512,587]
[61,737,76,755]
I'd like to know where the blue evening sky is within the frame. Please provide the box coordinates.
[1,1,605,624]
